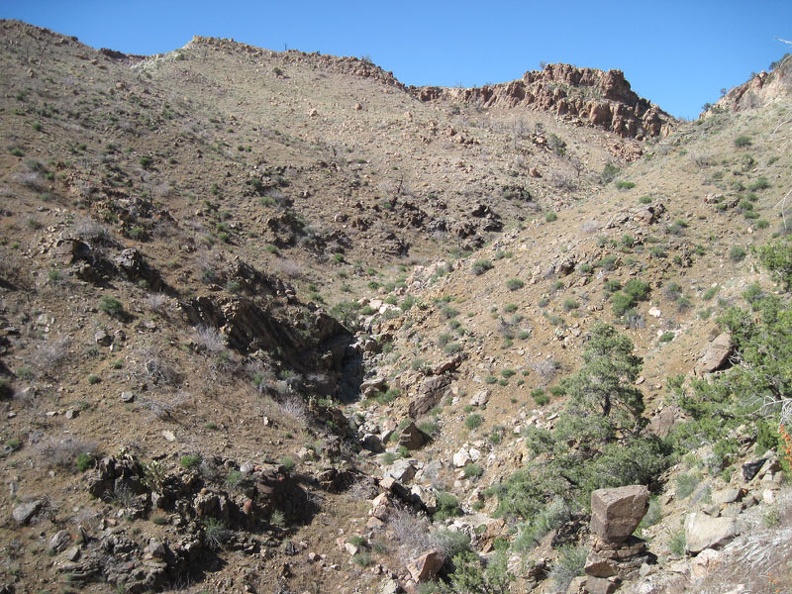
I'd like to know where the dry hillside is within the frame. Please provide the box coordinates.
[1,19,792,594]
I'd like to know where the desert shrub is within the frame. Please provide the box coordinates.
[550,545,588,591]
[545,211,558,223]
[180,454,202,470]
[531,388,549,406]
[675,472,700,499]
[463,463,483,479]
[434,492,462,520]
[202,518,231,550]
[99,296,124,318]
[75,452,94,472]
[601,162,620,183]
[615,180,636,190]
[729,246,747,262]
[669,530,686,557]
[465,414,483,430]
[596,254,619,271]
[734,135,752,148]
[471,259,493,275]
[505,278,524,291]
[36,437,98,471]
[33,337,72,376]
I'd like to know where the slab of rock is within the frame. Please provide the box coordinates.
[408,375,450,417]
[470,389,490,407]
[694,332,732,376]
[407,549,446,583]
[386,459,417,483]
[49,530,71,553]
[12,499,45,524]
[684,512,738,554]
[452,448,472,468]
[398,421,427,450]
[590,485,649,544]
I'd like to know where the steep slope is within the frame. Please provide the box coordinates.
[0,18,791,594]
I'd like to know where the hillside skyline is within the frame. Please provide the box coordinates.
[2,0,790,120]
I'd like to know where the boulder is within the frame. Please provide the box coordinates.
[407,549,446,583]
[398,421,427,450]
[590,485,649,544]
[386,459,417,483]
[12,499,45,524]
[684,512,738,554]
[409,375,451,417]
[694,332,732,376]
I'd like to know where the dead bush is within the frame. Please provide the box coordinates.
[35,436,98,471]
[34,336,72,376]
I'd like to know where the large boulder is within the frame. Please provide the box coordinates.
[694,332,732,376]
[407,549,446,583]
[684,512,739,554]
[590,485,649,544]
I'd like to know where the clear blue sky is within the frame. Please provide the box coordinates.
[2,1,790,119]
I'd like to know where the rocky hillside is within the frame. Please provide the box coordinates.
[1,19,792,594]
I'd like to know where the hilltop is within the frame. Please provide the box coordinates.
[1,19,791,594]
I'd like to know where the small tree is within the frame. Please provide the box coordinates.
[559,323,646,450]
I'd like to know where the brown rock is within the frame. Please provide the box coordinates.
[694,332,732,376]
[407,549,446,583]
[590,485,649,544]
[398,421,427,450]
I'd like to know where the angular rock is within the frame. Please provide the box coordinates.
[408,375,451,417]
[452,448,472,468]
[49,530,71,553]
[470,389,490,407]
[407,549,446,583]
[12,499,45,524]
[590,485,649,544]
[684,512,738,554]
[386,459,417,483]
[398,421,427,450]
[712,487,744,505]
[694,332,732,376]
[361,433,385,453]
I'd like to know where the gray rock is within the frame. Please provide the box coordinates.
[49,529,71,553]
[470,389,490,407]
[386,459,417,483]
[684,512,739,554]
[120,391,135,403]
[12,499,44,524]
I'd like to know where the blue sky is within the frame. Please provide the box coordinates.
[2,1,790,119]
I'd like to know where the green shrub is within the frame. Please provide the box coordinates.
[463,463,483,479]
[75,452,94,472]
[471,259,493,275]
[669,530,686,557]
[615,180,636,190]
[506,278,525,291]
[279,456,296,472]
[675,472,700,499]
[545,211,558,223]
[99,296,124,318]
[729,246,747,262]
[434,492,462,520]
[734,135,752,148]
[659,331,675,343]
[180,454,202,470]
[550,545,588,591]
[465,414,483,430]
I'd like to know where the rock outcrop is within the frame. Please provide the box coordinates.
[415,64,674,139]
